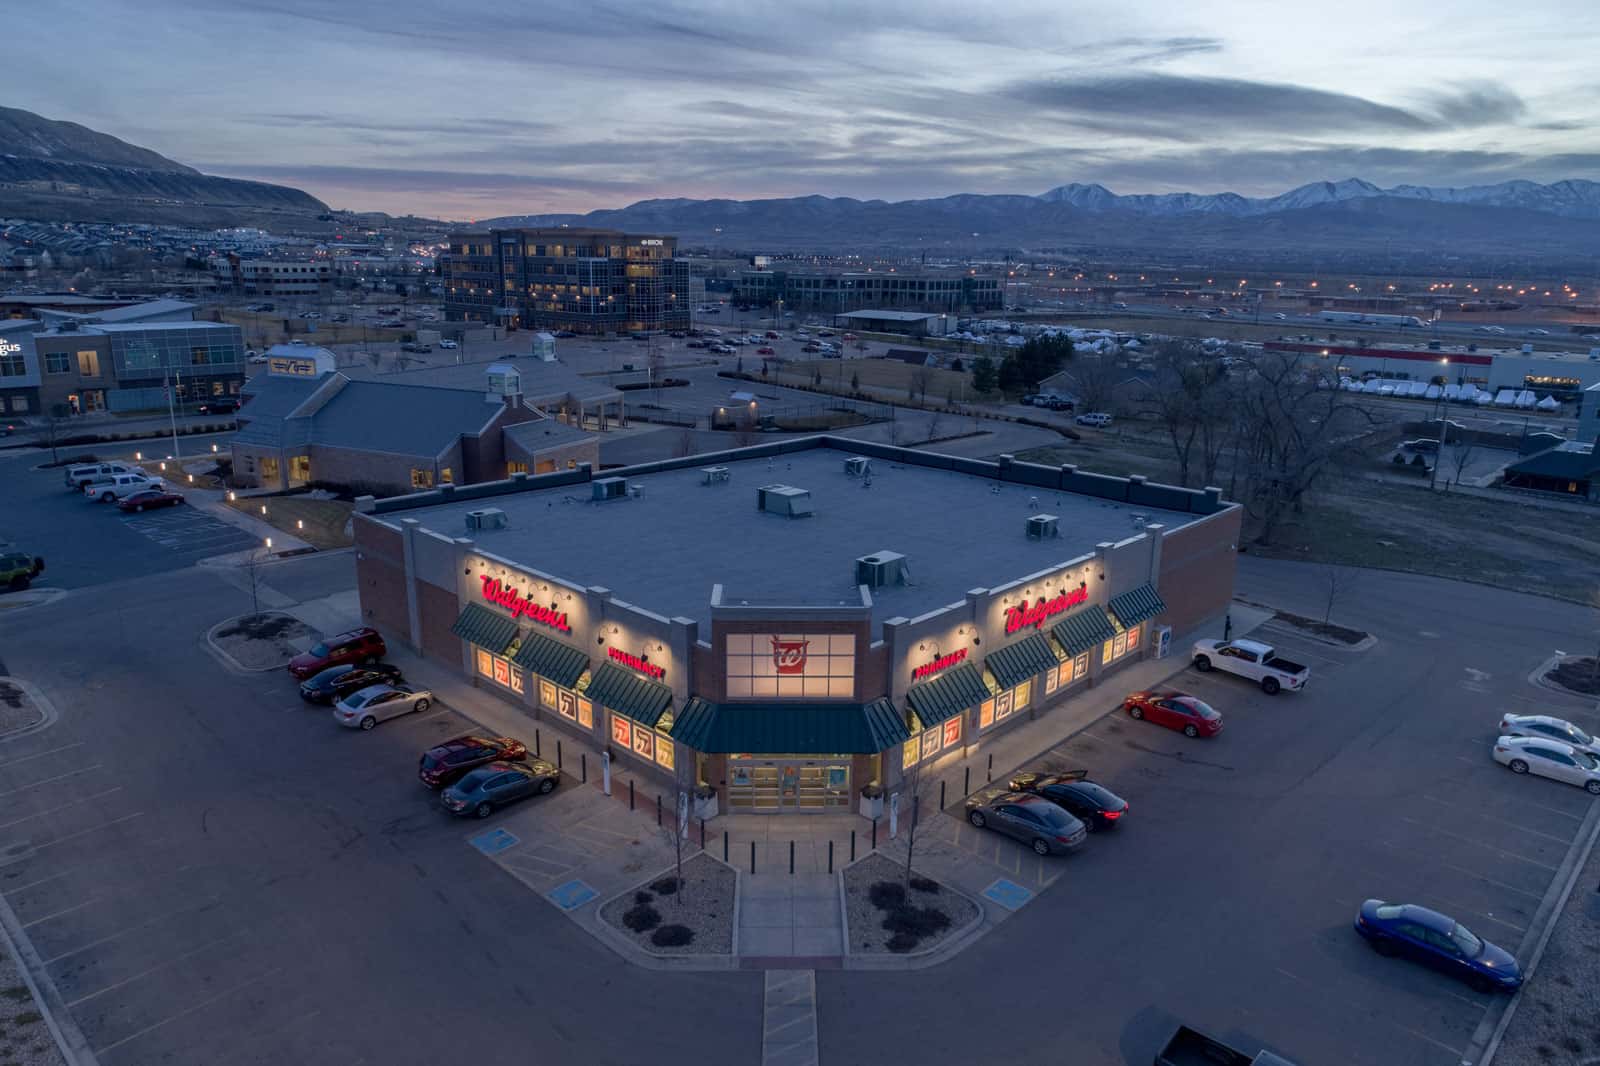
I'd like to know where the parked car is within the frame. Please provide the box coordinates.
[1074,412,1113,427]
[117,488,184,512]
[438,339,458,349]
[287,626,387,679]
[64,462,136,490]
[196,397,240,414]
[333,682,433,730]
[1354,899,1521,992]
[1124,689,1223,738]
[1155,1025,1299,1066]
[298,662,404,704]
[963,789,1087,855]
[1400,438,1440,453]
[802,343,821,353]
[1497,714,1600,758]
[1007,770,1129,831]
[1191,638,1308,694]
[0,550,44,592]
[765,331,780,339]
[757,346,775,355]
[441,761,559,817]
[85,474,164,503]
[247,351,268,364]
[1492,736,1600,793]
[686,340,708,348]
[420,735,530,788]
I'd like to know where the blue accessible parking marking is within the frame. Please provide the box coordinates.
[470,828,519,855]
[547,880,598,910]
[982,878,1034,911]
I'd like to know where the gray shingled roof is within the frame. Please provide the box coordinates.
[502,417,593,455]
[308,381,499,457]
[341,357,619,407]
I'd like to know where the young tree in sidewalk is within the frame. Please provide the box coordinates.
[898,741,930,890]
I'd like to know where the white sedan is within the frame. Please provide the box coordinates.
[333,683,433,730]
[1497,714,1599,759]
[1492,736,1600,794]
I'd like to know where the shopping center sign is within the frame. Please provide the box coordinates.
[480,575,571,633]
[608,646,666,681]
[1003,584,1089,635]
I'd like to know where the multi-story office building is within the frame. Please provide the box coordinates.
[211,255,332,298]
[733,270,1003,314]
[442,228,691,334]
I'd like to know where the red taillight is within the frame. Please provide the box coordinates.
[1494,746,1507,753]
[1103,809,1123,820]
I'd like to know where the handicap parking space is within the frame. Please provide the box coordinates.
[118,506,260,556]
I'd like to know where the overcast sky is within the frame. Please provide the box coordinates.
[8,0,1598,220]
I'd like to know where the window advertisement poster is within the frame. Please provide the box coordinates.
[577,696,594,729]
[1126,624,1141,651]
[538,679,557,710]
[920,728,942,762]
[827,766,847,792]
[942,716,963,748]
[731,765,751,787]
[557,688,578,722]
[611,712,632,748]
[631,725,654,761]
[780,765,799,796]
[654,736,674,771]
[475,648,493,679]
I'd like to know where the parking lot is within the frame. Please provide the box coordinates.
[829,615,1598,1065]
[116,507,259,556]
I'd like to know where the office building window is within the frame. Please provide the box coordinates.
[290,455,310,482]
[506,461,528,475]
[9,396,28,413]
[77,350,100,377]
[439,467,454,484]
[44,352,71,375]
[411,468,433,489]
[0,349,24,377]
[260,456,280,483]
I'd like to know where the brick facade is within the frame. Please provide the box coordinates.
[1156,506,1241,634]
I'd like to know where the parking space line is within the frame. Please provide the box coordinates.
[1508,798,1590,823]
[1388,1020,1466,1059]
[21,862,202,929]
[1419,795,1574,844]
[64,928,251,1008]
[1278,962,1468,1059]
[0,786,124,830]
[93,964,284,1056]
[0,742,84,769]
[1400,817,1558,872]
[0,811,144,866]
[0,764,104,799]
[1382,845,1545,901]
[41,895,220,965]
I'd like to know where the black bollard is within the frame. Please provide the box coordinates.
[700,818,706,850]
[940,779,946,810]
[581,753,587,783]
[872,817,878,850]
[828,840,834,874]
[557,740,563,770]
[987,752,993,781]
[789,839,794,875]
[534,728,541,758]
[629,778,635,810]
[750,840,755,874]
[850,830,857,862]
[656,794,662,827]
[723,830,729,862]
[964,765,970,796]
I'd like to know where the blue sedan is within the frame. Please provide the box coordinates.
[1354,899,1522,992]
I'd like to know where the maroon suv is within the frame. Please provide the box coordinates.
[287,627,387,680]
[420,734,529,789]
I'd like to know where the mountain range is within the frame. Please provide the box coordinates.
[481,178,1600,264]
[0,106,327,227]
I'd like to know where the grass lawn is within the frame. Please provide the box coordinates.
[775,359,985,405]
[227,496,353,550]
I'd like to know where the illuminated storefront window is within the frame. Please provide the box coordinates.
[474,647,526,695]
[978,678,1031,731]
[608,711,674,770]
[904,714,964,767]
[1102,623,1142,666]
[537,678,594,729]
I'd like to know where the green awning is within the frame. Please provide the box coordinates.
[1053,604,1118,655]
[584,661,673,728]
[985,632,1061,689]
[509,628,590,688]
[670,698,909,754]
[1108,584,1168,627]
[450,603,518,654]
[905,663,992,727]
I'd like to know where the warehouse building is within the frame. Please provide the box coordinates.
[353,437,1240,815]
[735,270,1002,315]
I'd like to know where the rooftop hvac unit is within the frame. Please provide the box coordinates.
[1131,512,1149,529]
[465,507,507,532]
[629,483,644,498]
[844,456,871,478]
[757,484,813,518]
[855,550,908,588]
[592,477,629,501]
[1026,514,1059,539]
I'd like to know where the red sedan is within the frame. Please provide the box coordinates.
[757,346,775,355]
[118,488,185,512]
[1124,689,1223,738]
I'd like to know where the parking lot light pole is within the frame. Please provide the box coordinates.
[1429,358,1449,490]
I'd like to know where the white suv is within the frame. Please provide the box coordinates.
[85,474,163,503]
[64,462,137,489]
[1074,412,1114,428]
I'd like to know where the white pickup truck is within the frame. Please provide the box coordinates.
[1191,638,1308,695]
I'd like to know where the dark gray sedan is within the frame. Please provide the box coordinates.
[964,789,1087,855]
[440,760,559,818]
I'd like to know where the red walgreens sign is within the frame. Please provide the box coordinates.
[1004,584,1089,635]
[912,647,968,680]
[480,575,571,633]
[770,637,809,675]
[608,646,665,681]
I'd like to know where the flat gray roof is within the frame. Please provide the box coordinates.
[381,447,1202,632]
[836,310,944,322]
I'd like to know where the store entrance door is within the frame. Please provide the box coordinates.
[727,756,851,813]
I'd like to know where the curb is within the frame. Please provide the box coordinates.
[0,677,59,742]
[203,612,312,674]
[0,588,70,617]
[835,853,988,971]
[1470,797,1600,1065]
[1527,654,1600,701]
[586,857,740,971]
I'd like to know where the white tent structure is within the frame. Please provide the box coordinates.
[1425,385,1443,400]
[1536,395,1562,411]
[1493,388,1518,407]
[1443,384,1462,400]
[1362,379,1386,394]
[1514,390,1538,408]
[1407,381,1429,397]
[1475,392,1494,405]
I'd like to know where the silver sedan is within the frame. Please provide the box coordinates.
[1497,714,1599,759]
[333,683,433,730]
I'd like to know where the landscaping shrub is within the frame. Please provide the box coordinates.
[651,924,694,947]
[868,881,906,910]
[881,905,951,939]
[908,876,941,894]
[634,890,653,904]
[650,876,681,896]
[886,932,921,953]
[622,903,661,932]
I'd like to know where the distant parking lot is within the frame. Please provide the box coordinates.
[931,623,1593,1065]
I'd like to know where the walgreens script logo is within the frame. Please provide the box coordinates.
[1003,584,1089,635]
[770,637,810,675]
[480,575,571,633]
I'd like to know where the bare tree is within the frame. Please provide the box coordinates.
[1322,564,1361,624]
[909,368,931,405]
[898,743,929,890]
[675,427,694,457]
[1062,353,1126,417]
[1446,436,1478,489]
[924,408,943,443]
[243,544,268,619]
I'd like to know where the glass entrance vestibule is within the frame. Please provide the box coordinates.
[726,755,852,812]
